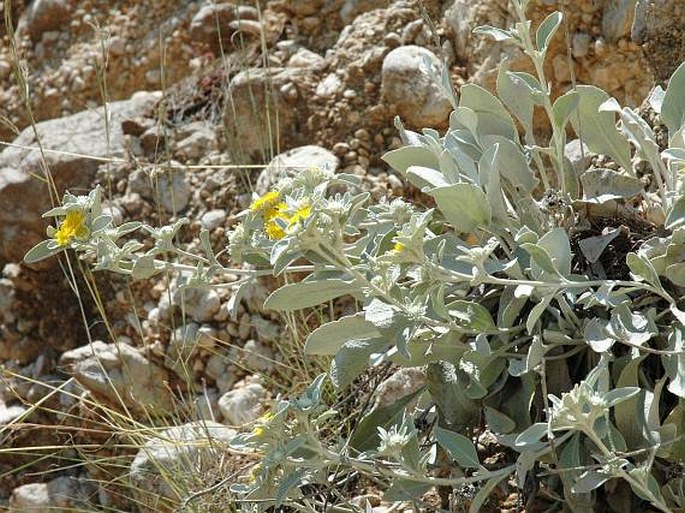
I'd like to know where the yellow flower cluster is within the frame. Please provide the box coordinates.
[250,191,312,240]
[54,210,88,247]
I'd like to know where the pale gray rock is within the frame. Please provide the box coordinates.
[287,48,325,68]
[565,139,595,176]
[175,123,217,160]
[223,67,313,163]
[241,340,274,372]
[374,367,426,409]
[341,0,392,24]
[200,209,226,231]
[173,287,221,322]
[154,164,191,213]
[189,3,258,53]
[0,92,160,264]
[218,383,265,425]
[256,145,339,194]
[0,403,26,425]
[9,476,97,512]
[381,45,452,128]
[60,341,174,415]
[129,421,236,512]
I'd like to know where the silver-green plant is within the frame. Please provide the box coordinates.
[25,0,685,511]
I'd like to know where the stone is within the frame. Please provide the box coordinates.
[218,383,266,426]
[381,45,452,128]
[17,0,71,41]
[154,164,191,213]
[0,403,27,425]
[374,367,426,409]
[129,421,236,512]
[173,287,221,322]
[189,3,258,53]
[223,67,314,163]
[316,73,343,97]
[200,209,226,231]
[0,92,160,264]
[565,139,595,176]
[9,476,97,512]
[340,0,392,24]
[241,340,274,372]
[631,0,685,80]
[60,341,174,416]
[255,145,339,194]
[287,48,325,68]
[175,122,217,160]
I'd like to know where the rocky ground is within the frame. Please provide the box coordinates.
[0,0,681,511]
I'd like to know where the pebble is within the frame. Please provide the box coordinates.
[200,209,227,231]
[218,383,266,425]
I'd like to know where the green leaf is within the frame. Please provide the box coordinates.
[432,183,491,233]
[405,165,450,190]
[665,195,685,230]
[521,243,563,278]
[515,422,548,447]
[581,168,644,203]
[459,84,518,141]
[473,25,514,42]
[584,318,614,353]
[578,228,621,263]
[132,255,160,280]
[434,427,480,469]
[349,387,425,452]
[666,262,685,287]
[383,479,431,502]
[264,279,358,312]
[469,474,510,513]
[536,11,563,53]
[605,387,640,408]
[382,146,439,175]
[90,214,113,232]
[447,300,497,332]
[552,90,579,134]
[484,407,517,434]
[330,338,388,390]
[497,67,542,137]
[573,470,611,493]
[626,252,662,290]
[305,314,381,355]
[570,86,632,172]
[275,468,306,505]
[662,61,685,139]
[24,239,59,264]
[526,296,553,335]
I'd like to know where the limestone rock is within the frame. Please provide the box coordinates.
[60,341,174,416]
[0,92,160,264]
[9,476,97,512]
[218,383,265,426]
[375,367,426,409]
[129,421,236,512]
[223,67,316,163]
[632,0,685,81]
[381,45,452,128]
[200,209,226,231]
[189,3,258,54]
[256,145,339,194]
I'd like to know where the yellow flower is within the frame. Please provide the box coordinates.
[252,412,275,437]
[248,463,262,483]
[288,205,312,227]
[264,217,287,240]
[54,210,88,247]
[392,241,405,253]
[250,191,281,215]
